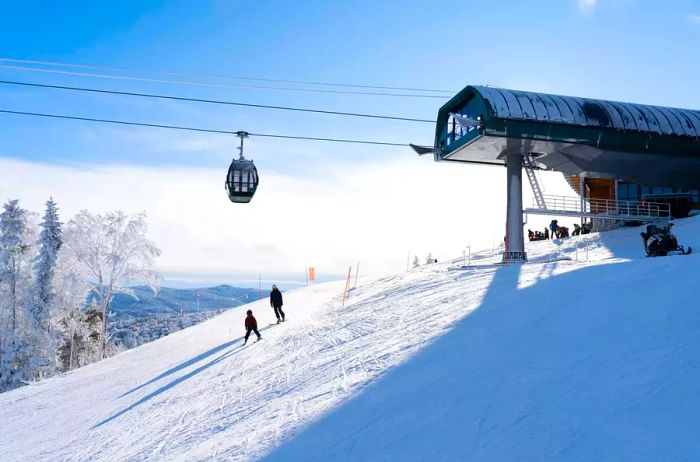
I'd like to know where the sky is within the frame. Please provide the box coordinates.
[0,0,699,287]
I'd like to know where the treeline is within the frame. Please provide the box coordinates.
[0,199,160,392]
[111,310,223,350]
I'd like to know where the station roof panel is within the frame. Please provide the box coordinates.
[450,86,700,137]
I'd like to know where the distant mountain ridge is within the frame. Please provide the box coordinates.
[89,285,262,319]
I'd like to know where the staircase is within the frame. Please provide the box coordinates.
[523,156,546,209]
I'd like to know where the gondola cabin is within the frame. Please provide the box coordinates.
[225,131,259,203]
[225,159,258,203]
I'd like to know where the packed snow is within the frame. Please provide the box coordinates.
[1,218,700,461]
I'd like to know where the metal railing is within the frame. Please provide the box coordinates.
[532,194,671,219]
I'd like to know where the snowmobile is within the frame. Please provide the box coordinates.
[640,223,692,257]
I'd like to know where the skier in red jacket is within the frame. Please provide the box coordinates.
[244,310,262,344]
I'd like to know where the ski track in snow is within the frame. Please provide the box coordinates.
[1,218,700,461]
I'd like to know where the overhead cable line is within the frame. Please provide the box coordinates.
[0,57,455,94]
[0,109,410,147]
[0,80,435,124]
[0,64,449,99]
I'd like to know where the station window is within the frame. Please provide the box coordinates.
[618,184,628,200]
[618,183,639,202]
[629,184,638,202]
[640,185,699,202]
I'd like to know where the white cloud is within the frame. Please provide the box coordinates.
[578,0,598,15]
[690,14,700,25]
[0,156,571,284]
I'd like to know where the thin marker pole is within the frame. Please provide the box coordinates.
[342,266,352,308]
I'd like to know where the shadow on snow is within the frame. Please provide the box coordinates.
[259,253,700,462]
[96,324,276,428]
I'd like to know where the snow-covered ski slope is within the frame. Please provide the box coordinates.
[2,218,700,462]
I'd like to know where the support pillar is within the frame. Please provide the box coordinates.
[503,152,527,262]
[580,173,586,226]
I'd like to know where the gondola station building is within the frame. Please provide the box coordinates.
[428,85,700,261]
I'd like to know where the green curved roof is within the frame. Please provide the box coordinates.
[468,86,700,136]
[433,85,700,188]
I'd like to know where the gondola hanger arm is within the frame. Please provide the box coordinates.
[236,130,249,160]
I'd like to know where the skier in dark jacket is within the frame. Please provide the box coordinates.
[270,284,285,323]
[244,309,261,344]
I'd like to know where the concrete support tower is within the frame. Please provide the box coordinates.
[503,152,527,262]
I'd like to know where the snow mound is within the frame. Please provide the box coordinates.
[2,219,700,461]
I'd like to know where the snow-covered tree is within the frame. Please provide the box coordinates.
[52,246,92,371]
[20,199,63,379]
[0,200,33,390]
[57,302,101,371]
[412,256,420,268]
[64,210,161,358]
[425,253,433,265]
[28,199,62,331]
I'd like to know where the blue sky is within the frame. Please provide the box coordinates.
[0,0,699,285]
[2,0,699,169]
